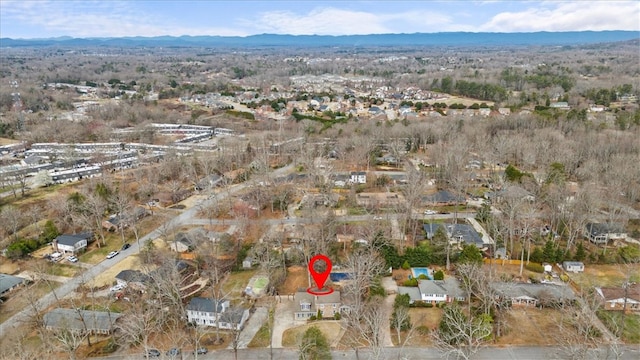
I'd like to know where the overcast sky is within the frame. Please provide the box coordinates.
[1,0,639,39]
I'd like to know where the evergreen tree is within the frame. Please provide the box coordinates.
[299,326,331,360]
[574,242,586,261]
[458,244,483,264]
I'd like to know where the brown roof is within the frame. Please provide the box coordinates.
[600,283,640,302]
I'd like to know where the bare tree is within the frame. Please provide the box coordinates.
[432,304,492,360]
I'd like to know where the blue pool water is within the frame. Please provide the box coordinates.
[410,267,433,279]
[330,272,351,282]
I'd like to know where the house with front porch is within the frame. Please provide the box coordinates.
[596,283,640,312]
[53,233,92,254]
[398,278,466,305]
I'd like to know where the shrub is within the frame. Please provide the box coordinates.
[334,312,341,320]
[418,274,429,280]
[401,260,411,270]
[525,263,545,273]
[403,278,418,287]
[433,270,445,280]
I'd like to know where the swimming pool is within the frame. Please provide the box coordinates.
[411,267,433,280]
[330,272,351,282]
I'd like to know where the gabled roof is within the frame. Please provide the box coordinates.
[422,190,465,204]
[219,307,247,324]
[43,308,121,332]
[55,233,92,246]
[418,279,465,298]
[0,273,26,294]
[397,286,422,302]
[296,289,341,304]
[597,283,640,302]
[115,270,149,284]
[187,297,228,314]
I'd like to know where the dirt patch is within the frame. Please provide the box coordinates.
[0,258,22,274]
[483,263,544,283]
[497,308,565,346]
[278,266,308,295]
[89,255,145,288]
[392,268,412,286]
[282,321,342,347]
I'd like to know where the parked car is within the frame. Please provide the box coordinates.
[424,209,437,215]
[166,348,181,357]
[110,284,126,292]
[67,255,78,263]
[106,251,119,259]
[373,215,383,220]
[121,243,131,251]
[193,347,208,355]
[145,349,161,358]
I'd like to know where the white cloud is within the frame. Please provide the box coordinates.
[243,7,474,35]
[481,1,640,32]
[0,0,246,37]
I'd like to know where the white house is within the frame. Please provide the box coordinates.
[349,171,367,184]
[563,261,585,273]
[294,290,346,320]
[398,278,466,305]
[186,297,249,330]
[53,233,92,254]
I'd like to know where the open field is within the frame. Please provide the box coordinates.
[497,308,567,346]
[281,321,342,347]
[569,264,640,289]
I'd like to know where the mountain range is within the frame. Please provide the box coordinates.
[1,31,638,48]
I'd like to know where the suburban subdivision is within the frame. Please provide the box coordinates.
[1,31,639,360]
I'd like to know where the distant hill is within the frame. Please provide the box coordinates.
[1,31,639,48]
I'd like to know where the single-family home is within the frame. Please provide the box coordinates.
[596,283,640,312]
[186,297,230,326]
[398,278,466,305]
[0,273,26,297]
[491,282,576,308]
[43,308,121,335]
[115,269,149,290]
[186,297,249,330]
[563,261,585,273]
[423,223,484,248]
[53,233,92,254]
[349,171,367,184]
[421,190,466,206]
[294,290,347,320]
[585,223,627,245]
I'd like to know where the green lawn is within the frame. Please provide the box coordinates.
[222,270,256,298]
[248,309,274,348]
[597,310,640,343]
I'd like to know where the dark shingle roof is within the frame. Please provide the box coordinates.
[186,297,227,313]
[0,273,26,295]
[43,308,121,332]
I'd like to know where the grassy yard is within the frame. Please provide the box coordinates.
[597,310,640,343]
[569,264,640,289]
[281,321,342,347]
[222,269,256,299]
[45,262,80,277]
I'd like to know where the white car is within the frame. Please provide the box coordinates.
[110,284,126,292]
[424,209,437,215]
[106,251,119,259]
[67,255,78,263]
[373,216,383,220]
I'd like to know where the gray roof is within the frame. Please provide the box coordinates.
[55,233,91,246]
[491,282,576,302]
[115,270,150,284]
[397,286,422,302]
[586,223,625,236]
[0,273,26,294]
[219,307,247,324]
[296,289,341,304]
[418,278,465,299]
[422,190,465,204]
[186,297,228,314]
[423,223,483,247]
[43,308,121,332]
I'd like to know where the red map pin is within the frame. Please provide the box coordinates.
[307,254,334,295]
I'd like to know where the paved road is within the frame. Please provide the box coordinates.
[0,164,295,337]
[83,345,640,360]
